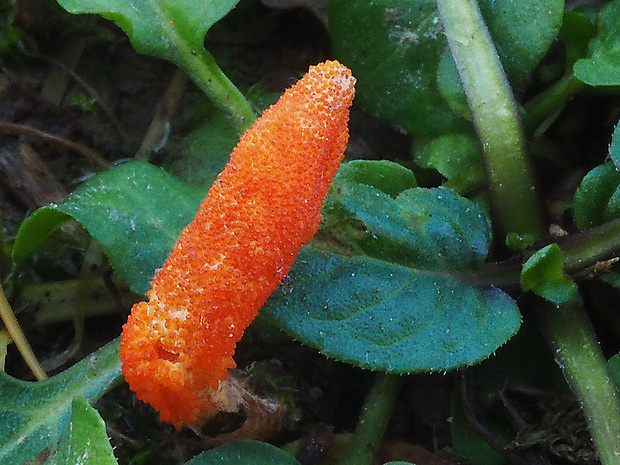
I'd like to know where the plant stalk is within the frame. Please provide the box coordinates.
[560,217,620,273]
[339,373,404,465]
[523,72,585,133]
[436,0,545,240]
[177,47,256,135]
[437,2,620,463]
[460,217,620,288]
[538,299,620,465]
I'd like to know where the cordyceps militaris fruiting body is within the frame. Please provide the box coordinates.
[120,61,356,428]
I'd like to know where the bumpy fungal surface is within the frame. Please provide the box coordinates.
[120,60,356,428]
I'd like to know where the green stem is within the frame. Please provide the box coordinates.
[462,217,620,288]
[176,47,256,135]
[339,373,404,465]
[538,300,620,465]
[437,3,620,462]
[560,218,620,273]
[436,0,544,240]
[523,72,586,133]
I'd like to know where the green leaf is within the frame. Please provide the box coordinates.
[328,0,463,137]
[476,0,564,82]
[53,397,118,465]
[13,162,203,295]
[573,154,620,290]
[414,133,485,194]
[609,121,620,170]
[521,244,578,305]
[505,232,538,252]
[263,247,521,372]
[573,123,620,233]
[15,159,520,374]
[324,182,490,271]
[436,49,471,120]
[608,352,620,389]
[185,440,301,465]
[328,0,563,136]
[54,0,241,64]
[11,208,74,264]
[301,177,520,372]
[573,0,620,86]
[574,161,620,230]
[561,10,597,68]
[0,339,121,465]
[334,160,417,198]
[438,0,564,110]
[55,0,255,136]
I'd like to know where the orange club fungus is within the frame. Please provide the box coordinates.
[120,60,356,428]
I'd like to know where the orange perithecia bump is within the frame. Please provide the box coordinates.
[120,60,355,428]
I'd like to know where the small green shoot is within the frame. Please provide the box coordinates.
[521,243,578,305]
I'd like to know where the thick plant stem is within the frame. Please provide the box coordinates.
[339,373,404,465]
[437,2,620,463]
[539,300,620,465]
[436,0,544,240]
[177,47,256,135]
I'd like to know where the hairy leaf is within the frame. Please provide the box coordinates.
[477,0,564,81]
[609,352,620,389]
[0,340,121,465]
[334,160,417,198]
[264,247,520,372]
[15,160,520,373]
[328,0,462,137]
[521,244,578,305]
[573,150,620,290]
[574,162,620,230]
[414,133,485,194]
[266,169,521,372]
[52,397,118,465]
[574,0,620,86]
[54,0,241,65]
[610,121,620,170]
[185,440,301,465]
[13,162,203,295]
[325,180,490,271]
[328,0,563,136]
[12,208,76,264]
